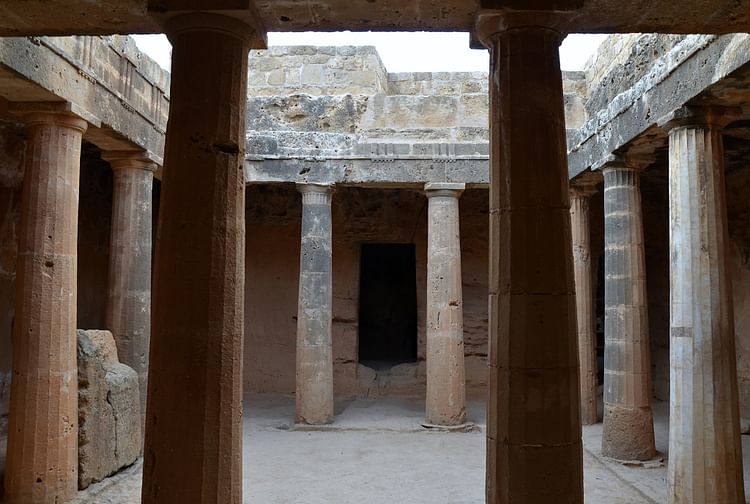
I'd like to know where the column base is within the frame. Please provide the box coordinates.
[602,404,656,461]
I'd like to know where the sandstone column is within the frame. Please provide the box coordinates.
[295,183,334,425]
[4,110,87,504]
[570,179,600,426]
[103,150,156,431]
[663,107,744,503]
[601,157,656,461]
[476,9,583,502]
[424,182,466,426]
[142,12,262,504]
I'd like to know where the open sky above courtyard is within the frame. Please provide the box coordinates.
[132,32,608,73]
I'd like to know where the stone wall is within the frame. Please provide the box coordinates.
[244,185,488,397]
[245,46,587,171]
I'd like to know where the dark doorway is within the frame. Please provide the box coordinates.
[358,243,418,369]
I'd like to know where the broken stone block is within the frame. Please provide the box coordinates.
[77,329,141,489]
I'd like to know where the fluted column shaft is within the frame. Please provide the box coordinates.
[666,111,744,504]
[570,185,599,426]
[103,152,155,432]
[483,24,582,504]
[142,14,254,504]
[601,163,655,461]
[5,111,87,504]
[425,182,466,426]
[295,184,334,425]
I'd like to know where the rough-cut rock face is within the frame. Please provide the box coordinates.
[77,329,141,490]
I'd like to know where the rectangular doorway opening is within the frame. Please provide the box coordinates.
[358,243,418,370]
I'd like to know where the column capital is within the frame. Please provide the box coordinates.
[102,150,159,173]
[594,153,654,174]
[424,182,465,198]
[149,1,267,49]
[297,183,334,194]
[658,105,742,131]
[297,183,334,204]
[472,1,581,48]
[9,102,90,134]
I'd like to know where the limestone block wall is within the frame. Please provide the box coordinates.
[583,34,687,118]
[245,46,588,166]
[244,185,489,397]
[249,46,387,97]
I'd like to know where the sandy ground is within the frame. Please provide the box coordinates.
[3,395,750,503]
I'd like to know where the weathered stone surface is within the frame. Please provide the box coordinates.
[570,183,599,426]
[77,329,141,490]
[601,162,656,462]
[295,184,334,425]
[5,0,750,35]
[666,115,744,503]
[5,111,87,504]
[103,152,155,432]
[0,35,168,164]
[569,33,750,178]
[142,16,251,504]
[424,182,466,426]
[244,47,587,186]
[484,24,582,504]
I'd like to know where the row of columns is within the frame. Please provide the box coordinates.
[294,182,468,427]
[5,8,745,504]
[3,110,156,502]
[0,7,588,503]
[570,107,746,502]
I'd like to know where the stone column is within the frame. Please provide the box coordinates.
[476,10,583,502]
[663,107,745,503]
[424,182,466,426]
[102,150,156,431]
[295,183,334,425]
[4,110,87,504]
[601,157,656,461]
[570,179,600,426]
[141,13,261,504]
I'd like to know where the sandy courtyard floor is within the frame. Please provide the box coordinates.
[3,395,750,503]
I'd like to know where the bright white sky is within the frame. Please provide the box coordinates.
[132,32,608,73]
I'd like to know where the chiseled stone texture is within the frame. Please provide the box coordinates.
[0,35,169,163]
[569,33,750,179]
[77,329,141,490]
[245,46,587,186]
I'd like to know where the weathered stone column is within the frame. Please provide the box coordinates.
[424,182,466,427]
[601,157,656,461]
[475,7,583,502]
[102,150,156,431]
[4,110,87,504]
[570,178,600,426]
[141,11,263,504]
[295,183,334,425]
[662,107,745,503]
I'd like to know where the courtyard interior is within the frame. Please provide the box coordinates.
[1,395,737,503]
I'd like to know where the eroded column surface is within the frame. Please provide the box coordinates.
[665,108,744,504]
[570,182,599,426]
[479,20,583,504]
[4,111,87,504]
[601,160,656,461]
[295,183,334,425]
[103,151,155,432]
[424,182,466,426]
[142,14,256,504]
